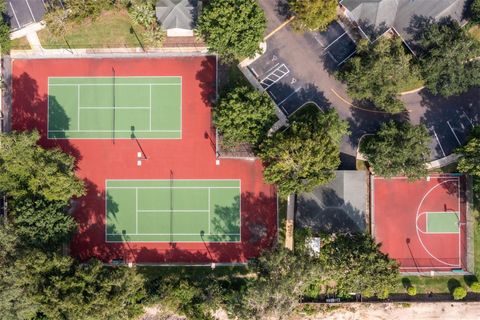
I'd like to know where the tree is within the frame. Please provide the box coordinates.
[453,286,467,300]
[470,281,480,293]
[470,0,480,22]
[416,17,480,97]
[337,38,420,113]
[0,0,10,54]
[235,246,321,319]
[197,0,266,60]
[214,86,276,148]
[128,1,165,47]
[259,106,348,196]
[407,285,417,296]
[360,121,430,180]
[457,126,480,176]
[0,250,145,320]
[0,131,85,202]
[44,8,69,40]
[288,0,337,31]
[64,0,113,20]
[320,233,399,298]
[11,197,77,248]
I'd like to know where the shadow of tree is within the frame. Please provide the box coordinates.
[296,178,368,233]
[447,278,461,294]
[276,0,292,19]
[209,195,241,242]
[195,55,217,107]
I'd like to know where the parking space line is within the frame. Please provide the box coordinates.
[323,32,347,51]
[260,64,290,90]
[432,127,446,157]
[9,2,21,28]
[25,0,36,22]
[277,87,301,106]
[326,51,338,64]
[462,111,474,128]
[262,62,280,77]
[447,121,461,145]
[338,50,357,66]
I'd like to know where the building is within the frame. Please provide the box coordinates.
[156,0,200,37]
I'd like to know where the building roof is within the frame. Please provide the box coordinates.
[295,171,368,234]
[156,0,198,31]
[340,0,468,42]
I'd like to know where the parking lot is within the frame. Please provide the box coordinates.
[249,20,357,115]
[7,0,46,30]
[427,110,474,159]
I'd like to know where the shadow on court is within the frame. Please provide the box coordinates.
[195,56,217,106]
[12,72,83,166]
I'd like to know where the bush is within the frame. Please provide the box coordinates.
[470,281,480,293]
[377,288,389,300]
[407,286,417,296]
[64,0,113,20]
[453,287,467,300]
[471,0,480,22]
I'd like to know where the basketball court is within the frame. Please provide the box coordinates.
[373,175,467,273]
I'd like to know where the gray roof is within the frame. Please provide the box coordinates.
[341,0,468,41]
[156,0,198,30]
[295,171,368,234]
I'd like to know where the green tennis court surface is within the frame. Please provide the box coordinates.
[426,212,460,233]
[48,76,182,139]
[106,180,241,242]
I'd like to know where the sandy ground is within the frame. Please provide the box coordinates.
[301,302,480,320]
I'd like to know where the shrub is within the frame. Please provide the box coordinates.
[407,286,417,296]
[471,0,480,22]
[377,288,389,300]
[470,281,480,293]
[453,287,467,300]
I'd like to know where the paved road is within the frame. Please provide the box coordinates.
[256,0,480,169]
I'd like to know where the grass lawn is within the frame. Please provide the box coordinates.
[394,275,476,294]
[469,24,480,42]
[10,36,30,50]
[38,9,144,48]
[398,76,425,93]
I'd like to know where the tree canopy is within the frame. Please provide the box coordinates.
[288,0,337,32]
[457,126,480,183]
[337,37,420,113]
[214,86,276,148]
[197,0,266,60]
[360,121,430,180]
[235,246,321,319]
[470,0,480,22]
[0,131,85,202]
[259,106,348,196]
[320,233,399,298]
[416,17,480,97]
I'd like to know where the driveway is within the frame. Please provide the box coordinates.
[254,0,480,168]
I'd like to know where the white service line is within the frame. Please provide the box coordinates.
[446,120,461,145]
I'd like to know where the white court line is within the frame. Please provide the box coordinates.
[418,211,460,234]
[78,107,151,109]
[432,127,446,157]
[446,121,461,145]
[9,2,20,28]
[24,0,36,22]
[323,32,347,51]
[149,84,152,131]
[135,188,138,234]
[49,130,180,132]
[77,85,80,130]
[208,188,211,234]
[138,209,209,213]
[49,83,180,86]
[107,233,240,236]
[108,186,239,190]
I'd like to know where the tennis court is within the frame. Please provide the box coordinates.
[48,76,182,139]
[106,180,241,243]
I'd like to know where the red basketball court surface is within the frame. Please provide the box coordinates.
[373,175,467,272]
[12,56,277,264]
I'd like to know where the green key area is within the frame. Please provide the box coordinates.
[48,76,182,139]
[106,180,241,242]
[426,212,460,233]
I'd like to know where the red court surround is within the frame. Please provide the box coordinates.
[12,56,277,264]
[374,175,467,272]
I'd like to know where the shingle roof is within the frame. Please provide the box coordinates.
[340,0,467,41]
[156,0,198,31]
